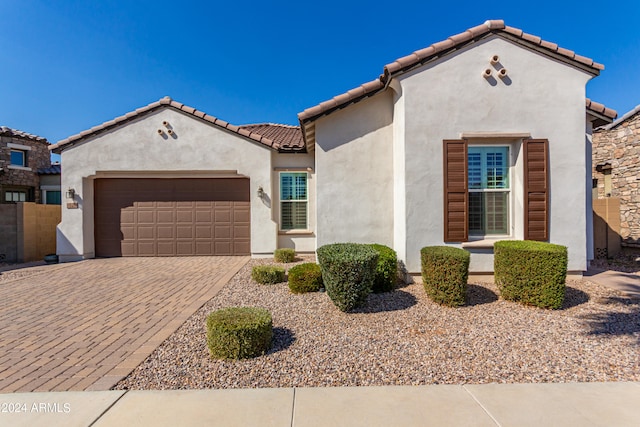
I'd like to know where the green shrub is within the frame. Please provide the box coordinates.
[288,263,323,293]
[369,244,398,293]
[317,243,378,312]
[251,265,286,284]
[420,246,470,307]
[274,248,296,263]
[206,307,272,359]
[494,240,567,309]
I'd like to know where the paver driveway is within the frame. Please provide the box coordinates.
[0,256,248,392]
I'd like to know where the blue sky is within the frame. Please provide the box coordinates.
[2,1,639,162]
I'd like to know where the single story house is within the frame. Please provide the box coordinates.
[51,20,616,274]
[593,104,640,246]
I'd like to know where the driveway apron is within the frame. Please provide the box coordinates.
[0,256,248,392]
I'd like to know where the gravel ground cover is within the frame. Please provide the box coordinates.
[116,256,640,390]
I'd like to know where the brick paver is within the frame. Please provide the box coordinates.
[0,256,248,392]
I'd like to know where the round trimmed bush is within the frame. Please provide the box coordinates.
[251,265,286,284]
[420,246,470,307]
[288,263,323,293]
[206,307,272,359]
[274,248,296,263]
[494,240,567,309]
[369,244,398,293]
[317,243,378,312]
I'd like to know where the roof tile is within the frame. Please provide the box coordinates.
[586,98,617,120]
[485,19,505,29]
[431,39,455,53]
[0,126,48,143]
[51,97,303,153]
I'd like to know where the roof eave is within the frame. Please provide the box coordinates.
[51,97,284,154]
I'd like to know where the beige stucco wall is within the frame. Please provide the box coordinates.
[56,107,278,260]
[314,90,395,248]
[314,35,594,273]
[399,36,593,272]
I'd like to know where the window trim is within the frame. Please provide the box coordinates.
[278,171,309,232]
[467,144,513,238]
[4,190,28,202]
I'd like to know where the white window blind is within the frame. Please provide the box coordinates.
[280,172,308,230]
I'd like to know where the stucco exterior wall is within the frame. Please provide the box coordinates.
[57,107,276,260]
[397,36,592,272]
[313,35,594,273]
[272,151,316,252]
[314,91,395,248]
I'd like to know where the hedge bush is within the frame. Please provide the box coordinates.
[288,263,323,293]
[420,246,470,307]
[274,248,296,263]
[206,307,272,359]
[317,243,378,311]
[494,240,567,309]
[251,265,286,284]
[369,244,398,293]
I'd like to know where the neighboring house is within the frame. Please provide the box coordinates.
[50,20,615,274]
[593,105,640,245]
[0,126,59,204]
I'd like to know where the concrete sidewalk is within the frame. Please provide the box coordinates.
[1,382,639,427]
[585,268,640,297]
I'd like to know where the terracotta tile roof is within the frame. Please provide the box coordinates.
[599,104,639,130]
[50,97,303,154]
[298,19,605,124]
[586,98,618,121]
[38,164,61,174]
[238,123,305,152]
[0,126,48,143]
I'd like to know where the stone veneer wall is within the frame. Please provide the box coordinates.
[0,135,51,203]
[593,111,640,245]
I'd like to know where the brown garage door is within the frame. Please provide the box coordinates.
[94,178,250,257]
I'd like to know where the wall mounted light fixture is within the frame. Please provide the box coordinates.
[257,186,264,198]
[66,188,75,200]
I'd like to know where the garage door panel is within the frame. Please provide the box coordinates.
[214,210,231,222]
[137,210,155,224]
[215,241,232,255]
[137,242,156,256]
[157,210,174,223]
[157,242,176,256]
[121,226,135,240]
[196,226,212,238]
[157,226,174,238]
[196,211,212,222]
[176,210,193,223]
[176,226,193,238]
[138,227,155,239]
[234,225,250,239]
[215,225,231,239]
[234,241,250,254]
[121,210,135,223]
[95,178,250,257]
[195,242,212,255]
